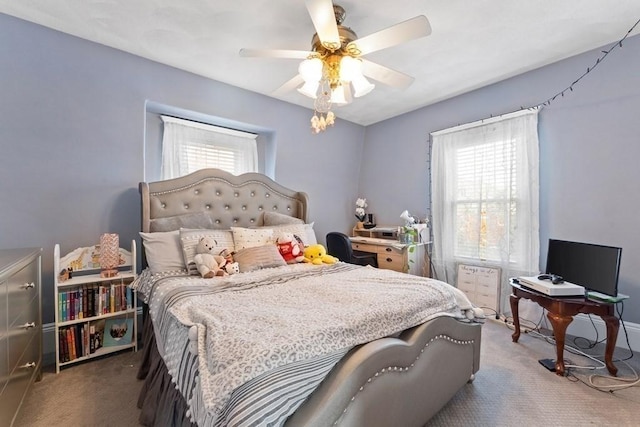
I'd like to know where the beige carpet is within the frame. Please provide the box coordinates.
[14,319,640,427]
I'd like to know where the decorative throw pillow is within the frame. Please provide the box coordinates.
[263,211,305,226]
[231,227,274,250]
[269,223,317,247]
[139,231,185,274]
[233,244,287,273]
[180,229,235,275]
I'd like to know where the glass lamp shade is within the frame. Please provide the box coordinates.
[297,81,319,98]
[330,83,353,106]
[99,233,120,278]
[339,56,374,98]
[352,74,375,98]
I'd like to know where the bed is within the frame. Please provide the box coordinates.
[134,168,483,427]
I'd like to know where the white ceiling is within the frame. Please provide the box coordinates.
[1,0,639,126]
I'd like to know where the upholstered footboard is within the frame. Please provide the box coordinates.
[285,316,482,427]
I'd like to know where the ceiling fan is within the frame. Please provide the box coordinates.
[239,0,431,132]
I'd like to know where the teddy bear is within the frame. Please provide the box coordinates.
[275,231,305,264]
[193,236,227,278]
[218,248,240,275]
[303,244,338,265]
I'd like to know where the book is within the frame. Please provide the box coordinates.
[92,319,106,352]
[103,318,133,347]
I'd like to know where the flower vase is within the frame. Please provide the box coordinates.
[356,221,364,229]
[100,233,120,278]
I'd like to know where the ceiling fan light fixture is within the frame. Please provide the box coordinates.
[330,83,352,105]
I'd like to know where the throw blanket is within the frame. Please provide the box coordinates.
[133,263,477,426]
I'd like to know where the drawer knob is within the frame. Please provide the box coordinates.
[385,248,392,252]
[23,282,35,289]
[20,362,36,369]
[21,322,36,329]
[386,257,393,262]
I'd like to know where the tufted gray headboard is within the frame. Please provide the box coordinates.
[140,168,309,233]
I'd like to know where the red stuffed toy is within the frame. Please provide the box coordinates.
[275,232,305,264]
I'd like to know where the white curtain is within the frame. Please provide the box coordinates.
[161,116,258,179]
[431,109,540,314]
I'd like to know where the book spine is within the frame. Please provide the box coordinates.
[89,325,96,354]
[67,328,75,360]
[78,286,83,319]
[126,286,132,310]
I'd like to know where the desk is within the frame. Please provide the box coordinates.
[349,236,430,276]
[509,280,619,376]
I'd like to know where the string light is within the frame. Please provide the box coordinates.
[451,17,640,126]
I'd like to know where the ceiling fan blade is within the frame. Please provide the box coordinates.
[305,0,340,49]
[272,75,305,97]
[239,49,313,59]
[361,59,414,89]
[349,15,432,56]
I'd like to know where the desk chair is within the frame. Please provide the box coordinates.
[326,232,378,268]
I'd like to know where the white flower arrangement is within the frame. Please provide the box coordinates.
[355,198,368,222]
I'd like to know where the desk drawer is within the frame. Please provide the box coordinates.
[377,253,405,272]
[377,245,404,256]
[351,242,378,254]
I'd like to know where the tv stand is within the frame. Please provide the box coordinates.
[509,280,619,376]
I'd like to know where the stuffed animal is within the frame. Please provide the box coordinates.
[275,231,305,264]
[303,244,338,265]
[194,236,227,278]
[218,248,239,275]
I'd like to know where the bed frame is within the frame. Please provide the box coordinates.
[137,168,482,427]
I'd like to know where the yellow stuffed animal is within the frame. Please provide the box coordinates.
[303,244,338,265]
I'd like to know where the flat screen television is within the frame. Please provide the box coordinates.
[545,239,622,297]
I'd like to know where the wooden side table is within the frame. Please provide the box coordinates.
[509,280,619,376]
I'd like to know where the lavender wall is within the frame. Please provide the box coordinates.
[360,34,640,323]
[0,13,366,325]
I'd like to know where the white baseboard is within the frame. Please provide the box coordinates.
[567,314,640,353]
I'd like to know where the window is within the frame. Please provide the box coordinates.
[161,116,258,179]
[431,109,540,313]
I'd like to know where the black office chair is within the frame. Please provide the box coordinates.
[326,232,378,268]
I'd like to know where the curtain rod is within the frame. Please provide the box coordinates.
[430,108,539,136]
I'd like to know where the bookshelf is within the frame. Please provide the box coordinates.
[53,240,137,373]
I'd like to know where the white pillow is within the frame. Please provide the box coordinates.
[270,223,317,247]
[231,227,274,250]
[179,229,235,275]
[139,231,185,274]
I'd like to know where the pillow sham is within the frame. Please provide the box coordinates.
[139,230,185,274]
[269,222,317,247]
[233,244,287,273]
[231,227,274,250]
[263,211,305,226]
[180,228,235,275]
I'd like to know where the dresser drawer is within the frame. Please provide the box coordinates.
[0,335,40,427]
[8,313,39,372]
[7,261,38,326]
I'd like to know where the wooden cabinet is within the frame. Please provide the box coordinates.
[350,236,430,276]
[0,248,42,427]
[53,241,137,373]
